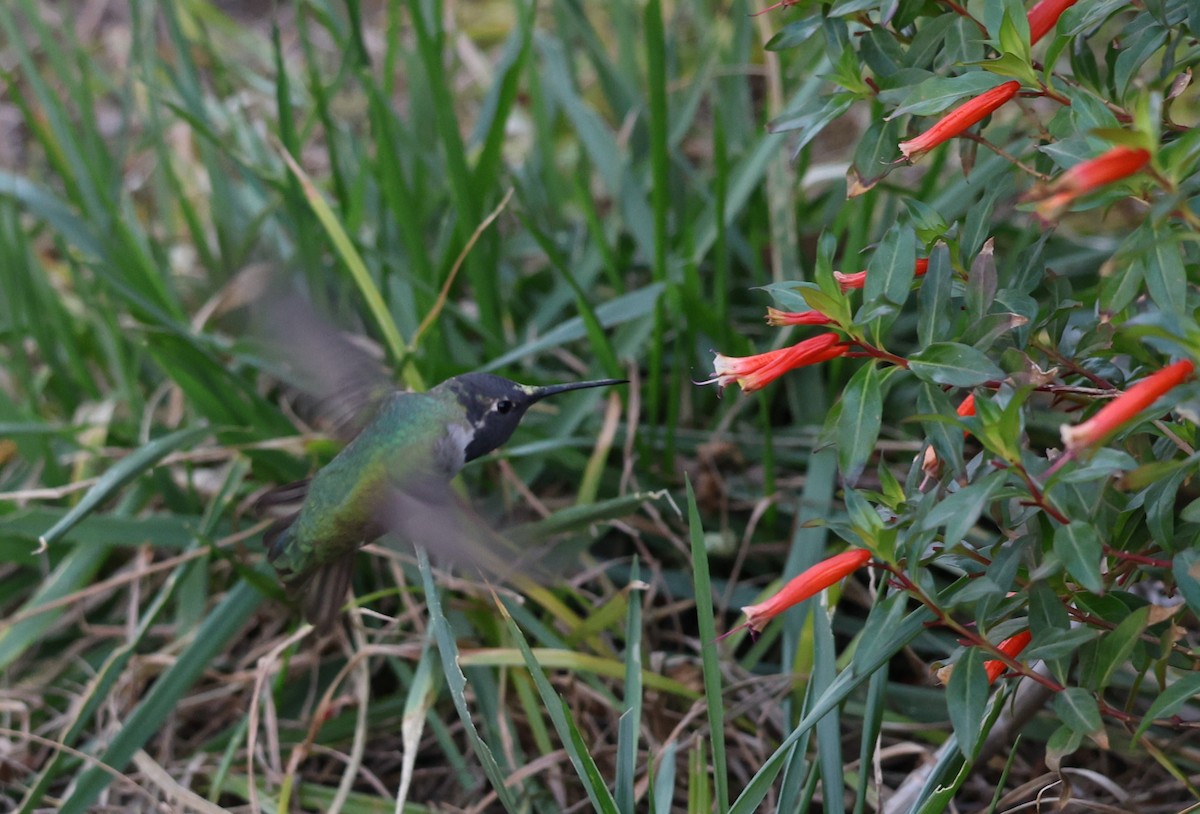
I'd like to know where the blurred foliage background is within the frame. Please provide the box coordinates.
[1,0,1199,812]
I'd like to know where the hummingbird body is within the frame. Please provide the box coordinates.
[264,372,625,631]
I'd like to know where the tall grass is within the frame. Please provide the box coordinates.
[4,1,1186,812]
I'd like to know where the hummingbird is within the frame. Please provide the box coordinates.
[262,371,626,632]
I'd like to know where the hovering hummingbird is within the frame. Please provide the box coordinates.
[262,371,626,632]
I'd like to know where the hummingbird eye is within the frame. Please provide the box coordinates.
[496,400,515,415]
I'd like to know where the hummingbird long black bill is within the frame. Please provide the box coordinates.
[525,378,628,403]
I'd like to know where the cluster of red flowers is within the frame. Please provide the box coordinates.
[893,0,1150,222]
[705,2,1156,398]
[700,332,851,394]
[711,0,1198,754]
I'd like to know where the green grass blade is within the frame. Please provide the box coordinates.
[499,597,621,814]
[16,542,202,812]
[853,663,890,814]
[279,147,408,365]
[730,599,935,814]
[812,598,846,812]
[686,477,730,813]
[0,545,108,672]
[38,426,211,549]
[643,0,670,441]
[615,558,644,814]
[652,739,678,814]
[418,547,523,811]
[57,577,265,814]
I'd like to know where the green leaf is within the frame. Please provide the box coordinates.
[766,14,822,51]
[1091,606,1149,691]
[1114,18,1167,99]
[917,243,953,347]
[969,52,1039,85]
[614,560,643,814]
[1052,687,1104,742]
[280,148,408,364]
[1134,671,1200,738]
[1144,226,1187,314]
[1045,724,1083,770]
[864,222,916,307]
[38,426,211,549]
[767,93,857,155]
[885,72,1008,119]
[947,647,989,758]
[1024,627,1100,661]
[922,470,1006,545]
[908,343,1004,387]
[849,116,902,194]
[1051,691,1104,749]
[827,43,872,95]
[1052,521,1105,594]
[1172,549,1200,619]
[836,363,884,485]
[997,8,1031,63]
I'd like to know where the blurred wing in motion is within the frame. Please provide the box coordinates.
[255,288,397,441]
[372,480,560,588]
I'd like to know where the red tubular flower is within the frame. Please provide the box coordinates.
[835,258,930,293]
[920,392,977,481]
[1061,360,1195,451]
[732,548,872,636]
[984,630,1033,684]
[898,81,1021,162]
[1033,146,1152,221]
[701,332,850,394]
[765,307,834,327]
[1028,0,1079,45]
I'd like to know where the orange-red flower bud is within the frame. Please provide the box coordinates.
[835,258,930,293]
[984,630,1032,684]
[734,548,872,636]
[702,333,850,394]
[898,81,1021,162]
[1028,0,1079,45]
[1060,360,1194,451]
[920,393,977,482]
[765,307,834,327]
[1032,146,1151,221]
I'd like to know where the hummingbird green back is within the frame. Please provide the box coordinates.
[268,390,466,578]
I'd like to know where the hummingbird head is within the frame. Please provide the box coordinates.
[436,372,627,462]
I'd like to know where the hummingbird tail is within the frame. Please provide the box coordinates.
[300,558,354,634]
[263,515,297,562]
[263,518,352,634]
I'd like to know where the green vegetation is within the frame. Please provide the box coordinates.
[2,0,1199,811]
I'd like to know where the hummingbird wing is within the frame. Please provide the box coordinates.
[371,479,549,585]
[250,289,403,531]
[256,289,397,441]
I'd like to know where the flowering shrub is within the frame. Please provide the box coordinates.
[708,0,1200,804]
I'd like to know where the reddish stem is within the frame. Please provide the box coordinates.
[1104,546,1171,569]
